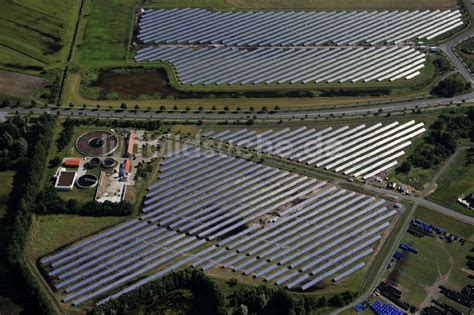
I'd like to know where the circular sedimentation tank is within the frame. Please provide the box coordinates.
[76,131,118,156]
[87,157,101,169]
[102,157,116,169]
[76,174,99,188]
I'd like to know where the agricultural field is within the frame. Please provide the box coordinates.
[0,0,79,73]
[0,70,46,98]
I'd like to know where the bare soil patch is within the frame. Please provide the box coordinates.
[0,70,45,98]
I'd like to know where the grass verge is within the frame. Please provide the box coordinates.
[429,148,474,217]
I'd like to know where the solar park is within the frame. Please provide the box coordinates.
[39,144,400,306]
[133,8,464,86]
[203,121,426,179]
[137,9,463,46]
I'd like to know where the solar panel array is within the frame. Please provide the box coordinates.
[40,146,397,306]
[203,120,425,179]
[137,8,463,46]
[135,46,426,85]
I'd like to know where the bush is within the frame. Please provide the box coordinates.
[35,188,133,217]
[401,110,474,171]
[431,77,467,97]
[92,269,226,315]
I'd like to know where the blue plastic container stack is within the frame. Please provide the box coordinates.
[354,303,365,312]
[370,300,404,315]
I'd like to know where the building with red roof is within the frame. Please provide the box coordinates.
[125,130,135,157]
[63,157,81,168]
[124,160,132,173]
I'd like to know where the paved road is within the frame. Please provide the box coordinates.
[359,184,474,225]
[333,201,419,315]
[439,29,474,85]
[439,0,474,85]
[1,92,473,122]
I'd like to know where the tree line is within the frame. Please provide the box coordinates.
[0,113,30,170]
[35,188,133,216]
[60,117,164,130]
[55,119,74,152]
[92,269,226,315]
[92,268,355,315]
[2,114,56,314]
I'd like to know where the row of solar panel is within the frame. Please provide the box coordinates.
[204,121,425,178]
[137,8,463,46]
[135,46,426,84]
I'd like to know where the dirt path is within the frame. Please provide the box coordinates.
[421,147,468,198]
[420,246,454,309]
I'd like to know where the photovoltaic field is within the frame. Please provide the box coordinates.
[135,46,426,85]
[134,8,463,85]
[203,120,425,179]
[137,8,463,45]
[40,146,398,306]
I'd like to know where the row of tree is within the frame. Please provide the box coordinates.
[35,188,133,216]
[0,113,30,170]
[228,284,354,315]
[2,114,56,314]
[92,269,226,315]
[63,117,164,130]
[55,119,74,152]
[92,268,355,315]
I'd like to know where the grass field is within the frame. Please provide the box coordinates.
[379,206,473,313]
[27,214,126,261]
[455,38,474,72]
[429,148,474,217]
[75,0,135,66]
[0,0,80,74]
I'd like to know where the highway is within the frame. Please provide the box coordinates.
[1,91,473,123]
